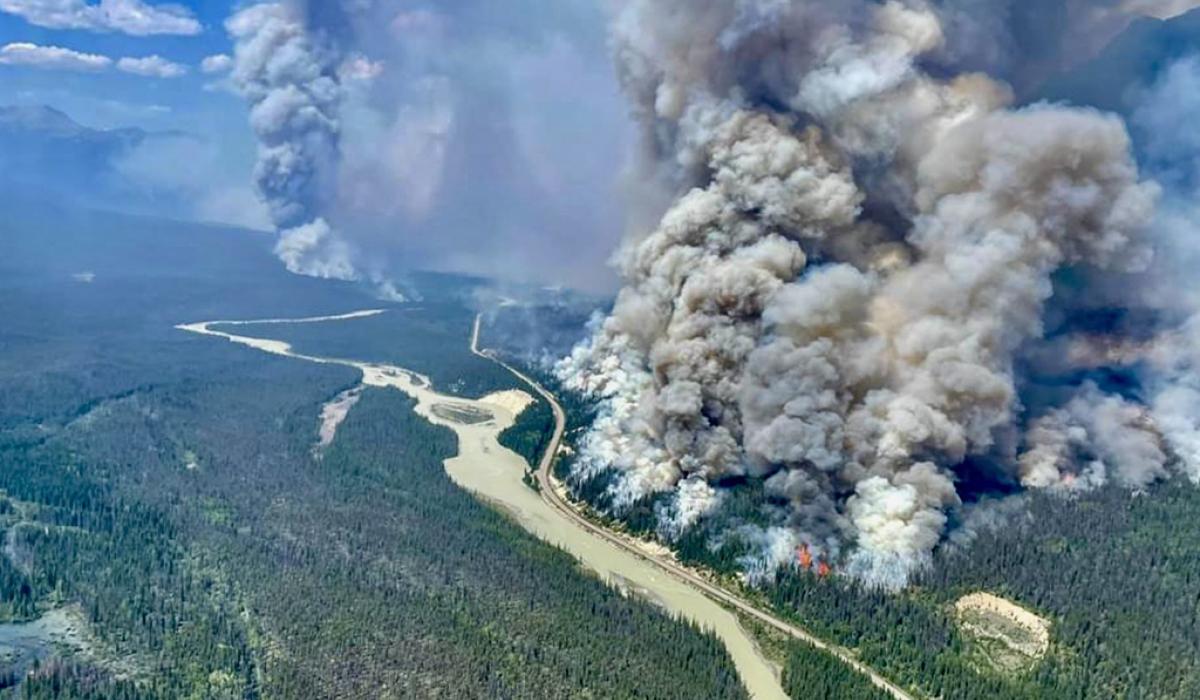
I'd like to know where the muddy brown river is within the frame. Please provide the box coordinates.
[178,311,788,699]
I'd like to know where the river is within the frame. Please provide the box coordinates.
[178,312,789,700]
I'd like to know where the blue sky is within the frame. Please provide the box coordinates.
[0,1,242,134]
[0,1,269,229]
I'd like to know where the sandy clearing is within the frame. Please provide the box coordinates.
[479,389,535,417]
[955,592,1051,659]
[316,386,364,449]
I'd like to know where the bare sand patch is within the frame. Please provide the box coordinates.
[479,390,535,417]
[955,592,1050,671]
[316,386,363,449]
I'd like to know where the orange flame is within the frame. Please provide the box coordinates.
[817,560,831,578]
[796,544,813,570]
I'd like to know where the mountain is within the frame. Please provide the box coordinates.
[0,105,145,184]
[0,104,196,214]
[1031,8,1200,115]
[0,104,142,140]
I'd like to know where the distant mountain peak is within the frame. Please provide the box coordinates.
[0,104,85,135]
[1031,7,1200,114]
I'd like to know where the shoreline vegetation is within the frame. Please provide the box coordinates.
[179,313,786,699]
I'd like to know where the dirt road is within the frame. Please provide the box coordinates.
[471,315,917,700]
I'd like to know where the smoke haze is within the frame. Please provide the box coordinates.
[227,0,629,290]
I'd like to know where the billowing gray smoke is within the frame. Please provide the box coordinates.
[227,2,355,280]
[560,0,1183,590]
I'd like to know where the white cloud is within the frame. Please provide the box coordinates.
[338,54,384,82]
[117,54,186,78]
[1122,0,1200,18]
[200,53,232,74]
[2,42,187,79]
[0,42,111,71]
[0,0,201,36]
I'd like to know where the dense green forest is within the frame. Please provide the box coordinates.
[0,204,751,698]
[779,639,893,700]
[746,481,1200,699]
[497,396,555,470]
[775,639,892,700]
[250,389,745,698]
[734,616,892,700]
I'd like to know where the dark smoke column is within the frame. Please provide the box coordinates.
[227,2,357,280]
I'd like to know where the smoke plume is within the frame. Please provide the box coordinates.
[227,2,352,280]
[560,0,1184,591]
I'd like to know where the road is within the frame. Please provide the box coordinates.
[470,316,917,700]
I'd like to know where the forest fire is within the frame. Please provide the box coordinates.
[797,544,813,570]
[797,544,832,577]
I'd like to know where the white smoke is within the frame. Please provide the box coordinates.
[1020,382,1168,492]
[274,218,356,279]
[845,464,959,589]
[1145,319,1200,484]
[657,477,725,541]
[560,0,1170,591]
[1129,57,1200,485]
[734,525,803,586]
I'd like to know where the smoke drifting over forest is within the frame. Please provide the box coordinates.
[559,0,1200,590]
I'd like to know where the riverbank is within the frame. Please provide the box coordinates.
[180,313,789,699]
